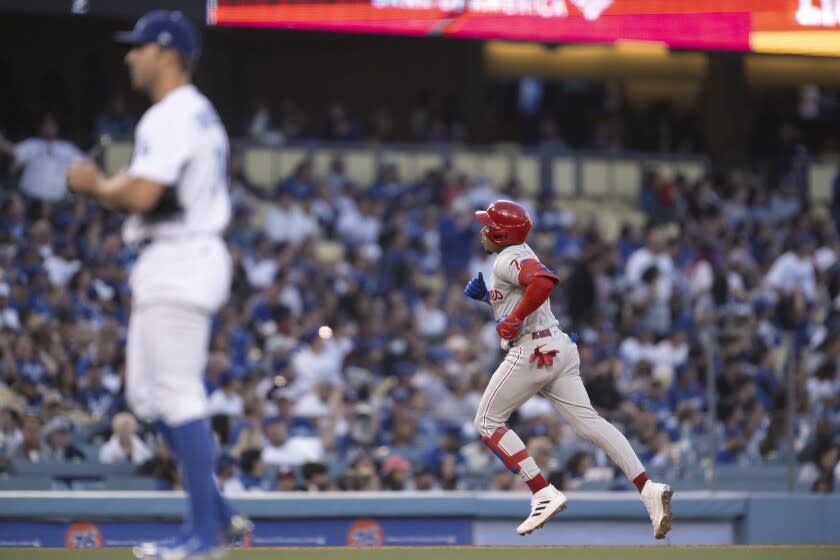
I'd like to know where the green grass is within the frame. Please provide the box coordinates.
[1,546,838,560]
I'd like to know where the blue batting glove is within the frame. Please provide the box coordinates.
[464,271,490,303]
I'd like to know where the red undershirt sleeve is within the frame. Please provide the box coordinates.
[511,275,556,319]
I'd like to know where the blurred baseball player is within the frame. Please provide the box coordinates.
[464,200,673,538]
[67,10,250,559]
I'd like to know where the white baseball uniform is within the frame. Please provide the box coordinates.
[474,243,645,482]
[124,84,232,425]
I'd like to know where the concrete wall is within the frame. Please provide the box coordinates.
[1,491,838,546]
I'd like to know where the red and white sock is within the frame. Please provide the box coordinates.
[483,427,549,494]
[633,471,649,493]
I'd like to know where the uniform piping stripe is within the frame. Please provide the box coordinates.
[482,346,524,434]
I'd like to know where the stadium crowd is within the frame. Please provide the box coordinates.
[0,111,839,495]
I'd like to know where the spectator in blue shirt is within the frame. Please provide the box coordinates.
[43,416,85,462]
[276,158,316,199]
[95,94,136,139]
[237,448,269,492]
[716,405,748,464]
[422,424,466,477]
[668,366,706,413]
[78,363,114,419]
[438,206,474,280]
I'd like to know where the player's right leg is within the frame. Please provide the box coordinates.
[474,346,567,535]
[541,368,673,539]
[127,304,228,559]
[153,420,252,546]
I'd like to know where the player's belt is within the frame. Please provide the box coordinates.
[137,233,220,249]
[509,327,557,347]
[530,329,553,340]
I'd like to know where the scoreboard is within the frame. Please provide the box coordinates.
[207,0,840,56]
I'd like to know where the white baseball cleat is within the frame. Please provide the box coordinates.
[222,514,254,545]
[641,480,674,539]
[132,537,226,560]
[516,484,568,535]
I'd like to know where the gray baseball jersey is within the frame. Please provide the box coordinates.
[488,243,560,341]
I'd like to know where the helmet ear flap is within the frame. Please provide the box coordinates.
[484,225,504,244]
[479,200,531,245]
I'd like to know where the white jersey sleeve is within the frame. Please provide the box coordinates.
[129,109,191,185]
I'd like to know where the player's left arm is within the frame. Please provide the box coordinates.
[69,108,191,213]
[511,258,559,317]
[66,161,165,212]
[496,258,559,339]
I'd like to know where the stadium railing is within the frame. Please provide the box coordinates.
[104,140,712,202]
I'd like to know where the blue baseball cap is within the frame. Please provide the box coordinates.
[114,10,200,57]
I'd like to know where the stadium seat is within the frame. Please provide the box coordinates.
[671,479,715,491]
[809,161,836,203]
[451,151,481,176]
[575,478,610,491]
[551,158,576,197]
[10,460,138,478]
[327,458,346,481]
[344,151,377,186]
[312,149,376,186]
[715,464,790,479]
[379,151,418,181]
[612,160,641,200]
[275,149,309,181]
[101,477,159,491]
[513,156,540,196]
[0,477,57,491]
[482,153,511,186]
[581,159,610,198]
[650,159,706,183]
[243,147,277,189]
[709,464,792,491]
[103,141,133,175]
[415,152,445,177]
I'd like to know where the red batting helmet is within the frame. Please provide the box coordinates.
[475,200,532,246]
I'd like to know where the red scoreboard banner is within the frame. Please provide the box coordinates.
[207,1,840,55]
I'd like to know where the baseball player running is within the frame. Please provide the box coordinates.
[67,11,250,559]
[464,200,673,539]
